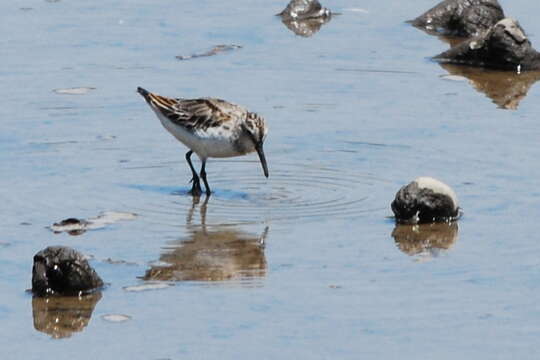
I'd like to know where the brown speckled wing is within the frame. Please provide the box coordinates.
[148,94,246,131]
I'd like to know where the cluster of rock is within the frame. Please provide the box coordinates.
[410,0,540,71]
[392,0,540,224]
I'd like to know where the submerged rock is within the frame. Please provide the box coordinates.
[123,282,172,292]
[277,0,331,21]
[176,44,242,61]
[434,18,540,71]
[52,87,95,95]
[409,0,504,37]
[391,177,460,224]
[101,313,132,323]
[32,246,103,296]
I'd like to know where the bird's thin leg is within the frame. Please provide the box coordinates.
[200,160,211,196]
[185,150,202,196]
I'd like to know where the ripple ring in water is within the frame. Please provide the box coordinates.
[129,161,389,225]
[196,162,385,223]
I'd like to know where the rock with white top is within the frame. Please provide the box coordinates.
[391,177,460,224]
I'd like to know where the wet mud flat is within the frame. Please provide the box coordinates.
[1,0,540,359]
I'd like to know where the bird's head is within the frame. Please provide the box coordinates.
[243,113,269,178]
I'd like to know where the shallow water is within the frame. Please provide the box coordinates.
[2,0,540,358]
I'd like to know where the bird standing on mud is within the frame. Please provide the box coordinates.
[137,87,269,196]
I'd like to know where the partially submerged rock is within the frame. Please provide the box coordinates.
[49,211,137,235]
[277,0,331,21]
[277,0,333,37]
[50,218,89,236]
[409,0,504,37]
[434,18,540,71]
[391,177,460,224]
[32,246,103,296]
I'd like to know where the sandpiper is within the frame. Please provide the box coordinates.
[137,87,269,196]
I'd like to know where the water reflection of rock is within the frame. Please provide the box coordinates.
[392,222,458,259]
[32,292,102,339]
[280,16,332,37]
[440,63,540,109]
[144,197,267,282]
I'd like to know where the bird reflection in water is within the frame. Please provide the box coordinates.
[144,196,268,283]
[440,63,540,109]
[391,222,458,260]
[32,292,102,339]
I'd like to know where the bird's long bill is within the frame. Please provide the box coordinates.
[255,143,269,178]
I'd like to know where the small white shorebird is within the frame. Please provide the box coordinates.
[137,87,269,196]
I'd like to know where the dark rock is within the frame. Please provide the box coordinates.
[434,18,540,71]
[32,246,103,296]
[409,0,504,37]
[49,211,137,235]
[50,218,89,235]
[56,218,84,226]
[277,0,331,21]
[391,177,460,224]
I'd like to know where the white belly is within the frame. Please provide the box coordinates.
[156,110,246,159]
